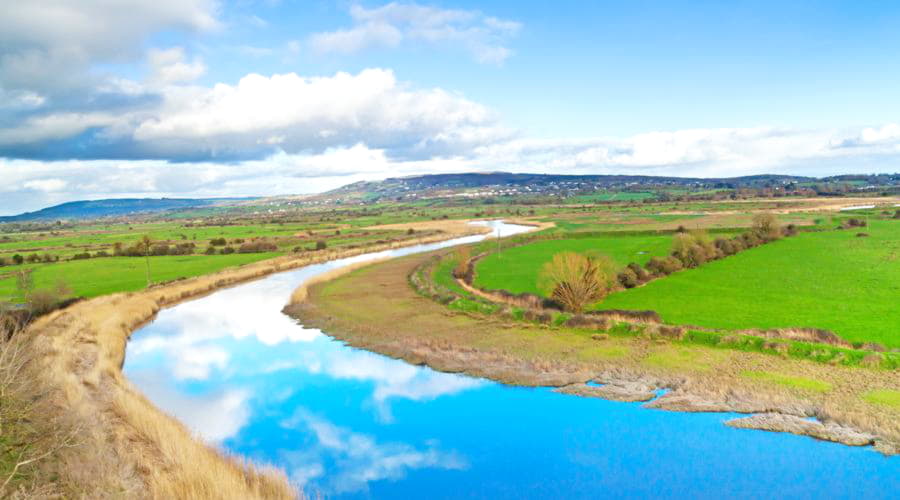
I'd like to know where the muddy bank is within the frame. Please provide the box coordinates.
[22,226,490,498]
[286,251,900,456]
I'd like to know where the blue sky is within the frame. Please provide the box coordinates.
[1,1,900,213]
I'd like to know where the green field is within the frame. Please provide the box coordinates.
[0,253,278,301]
[474,234,673,295]
[597,220,900,347]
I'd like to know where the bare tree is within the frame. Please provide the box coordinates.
[752,213,781,241]
[538,252,616,313]
[139,235,153,286]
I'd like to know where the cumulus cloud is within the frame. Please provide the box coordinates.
[130,68,507,159]
[147,47,207,86]
[309,2,521,64]
[280,410,467,493]
[3,122,900,215]
[0,0,218,93]
[0,68,508,161]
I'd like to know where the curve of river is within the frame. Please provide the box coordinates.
[125,221,897,499]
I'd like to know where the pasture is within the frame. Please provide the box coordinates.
[474,234,674,295]
[597,219,900,347]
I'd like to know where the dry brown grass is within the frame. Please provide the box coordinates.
[19,228,486,498]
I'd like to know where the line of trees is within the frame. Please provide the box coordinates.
[537,214,798,312]
[619,214,795,288]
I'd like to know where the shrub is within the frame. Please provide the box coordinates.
[617,267,639,288]
[752,213,781,241]
[672,231,715,268]
[538,252,616,313]
[220,246,235,255]
[740,231,761,248]
[238,240,278,253]
[72,252,91,260]
[26,283,71,316]
[150,244,170,256]
[210,237,227,246]
[205,246,216,255]
[12,254,23,265]
[25,254,40,263]
[452,246,471,280]
[645,255,683,276]
[783,223,798,236]
[626,262,650,283]
[315,240,327,250]
[0,257,6,267]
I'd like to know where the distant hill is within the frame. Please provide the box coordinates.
[322,171,899,203]
[0,198,253,222]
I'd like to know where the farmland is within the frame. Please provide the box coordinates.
[598,218,900,347]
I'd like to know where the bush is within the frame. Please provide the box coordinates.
[72,252,91,260]
[538,252,616,313]
[205,246,217,255]
[626,262,650,283]
[452,247,471,280]
[25,254,40,263]
[238,240,278,253]
[150,244,170,256]
[25,280,72,316]
[210,237,227,246]
[407,228,415,235]
[671,231,715,268]
[220,246,235,255]
[617,267,639,288]
[645,255,683,276]
[315,240,327,251]
[752,213,782,241]
[740,231,762,248]
[783,223,798,236]
[12,254,23,265]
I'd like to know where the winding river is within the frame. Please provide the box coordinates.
[124,221,897,498]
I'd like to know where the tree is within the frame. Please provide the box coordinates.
[538,252,616,313]
[751,213,781,241]
[14,270,33,302]
[139,235,153,286]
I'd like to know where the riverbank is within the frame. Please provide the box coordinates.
[17,221,492,497]
[285,251,900,455]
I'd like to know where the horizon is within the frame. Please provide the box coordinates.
[4,1,900,214]
[7,169,899,217]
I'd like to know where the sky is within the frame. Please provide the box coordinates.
[2,0,900,214]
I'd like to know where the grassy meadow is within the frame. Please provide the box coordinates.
[596,219,900,347]
[0,253,279,300]
[474,234,674,294]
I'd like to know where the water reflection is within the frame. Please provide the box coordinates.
[125,221,898,498]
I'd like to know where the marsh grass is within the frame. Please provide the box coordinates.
[863,390,900,410]
[741,370,833,393]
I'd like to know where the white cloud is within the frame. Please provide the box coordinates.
[128,68,505,158]
[0,0,219,92]
[280,410,467,493]
[22,178,66,192]
[3,121,900,215]
[309,2,521,64]
[147,47,206,85]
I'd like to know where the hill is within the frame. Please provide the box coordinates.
[0,198,252,222]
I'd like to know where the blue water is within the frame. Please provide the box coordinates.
[124,221,897,498]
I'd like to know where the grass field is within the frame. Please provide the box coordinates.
[597,219,900,347]
[474,234,674,294]
[0,253,278,300]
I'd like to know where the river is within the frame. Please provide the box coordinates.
[124,220,897,498]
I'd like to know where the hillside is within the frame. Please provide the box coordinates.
[0,198,252,222]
